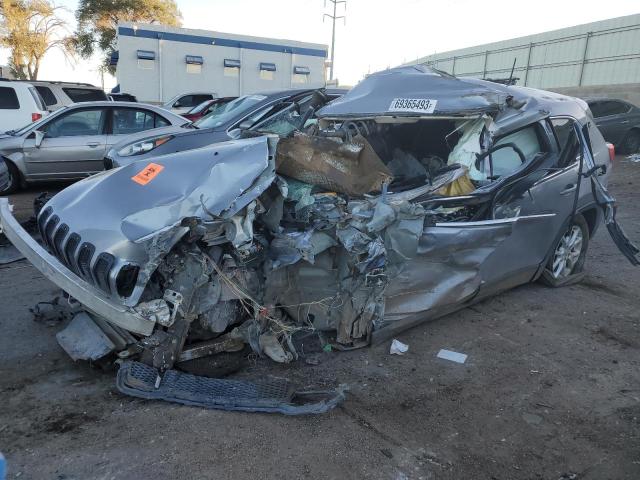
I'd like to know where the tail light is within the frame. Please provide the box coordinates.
[32,112,42,122]
[607,143,615,162]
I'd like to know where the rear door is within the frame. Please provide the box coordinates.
[590,100,632,145]
[22,107,108,178]
[106,107,171,149]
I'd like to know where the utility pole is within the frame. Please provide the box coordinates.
[323,0,346,81]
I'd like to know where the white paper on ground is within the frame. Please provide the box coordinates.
[390,339,409,355]
[437,349,467,364]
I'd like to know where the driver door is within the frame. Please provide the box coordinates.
[23,107,108,179]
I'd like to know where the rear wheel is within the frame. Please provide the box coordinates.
[540,214,589,287]
[1,161,21,195]
[621,130,640,154]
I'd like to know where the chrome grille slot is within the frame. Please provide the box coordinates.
[93,253,115,294]
[44,215,59,251]
[53,223,69,259]
[37,207,52,247]
[64,233,81,272]
[77,242,96,280]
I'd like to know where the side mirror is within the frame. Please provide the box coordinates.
[228,128,242,139]
[237,120,253,130]
[173,101,182,108]
[34,130,45,148]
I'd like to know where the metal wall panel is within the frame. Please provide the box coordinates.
[407,14,640,89]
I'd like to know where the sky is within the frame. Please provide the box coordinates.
[1,0,638,89]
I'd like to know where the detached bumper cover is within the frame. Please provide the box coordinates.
[0,198,155,335]
[117,361,347,415]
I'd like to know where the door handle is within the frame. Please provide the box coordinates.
[560,184,577,195]
[86,142,100,148]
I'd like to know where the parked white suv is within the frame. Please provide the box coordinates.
[0,81,48,133]
[163,92,216,114]
[27,81,108,111]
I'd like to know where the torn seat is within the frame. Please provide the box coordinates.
[116,361,347,415]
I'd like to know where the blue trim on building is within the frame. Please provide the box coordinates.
[119,27,327,58]
[109,51,119,66]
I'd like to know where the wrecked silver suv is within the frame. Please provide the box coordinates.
[1,66,638,413]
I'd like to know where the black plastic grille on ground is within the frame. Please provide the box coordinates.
[116,361,347,415]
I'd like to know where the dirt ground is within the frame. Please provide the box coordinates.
[1,158,639,480]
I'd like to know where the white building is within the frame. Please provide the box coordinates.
[113,22,328,103]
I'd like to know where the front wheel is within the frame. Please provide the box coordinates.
[540,214,589,287]
[1,161,21,195]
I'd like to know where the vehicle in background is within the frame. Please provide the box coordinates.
[108,93,138,102]
[163,92,217,114]
[0,80,48,133]
[586,98,640,154]
[27,81,108,112]
[181,97,236,122]
[0,102,188,193]
[107,88,347,168]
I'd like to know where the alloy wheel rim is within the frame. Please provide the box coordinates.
[551,225,583,278]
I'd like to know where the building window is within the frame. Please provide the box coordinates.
[137,50,155,70]
[292,66,310,84]
[185,55,203,74]
[224,59,240,77]
[259,62,276,81]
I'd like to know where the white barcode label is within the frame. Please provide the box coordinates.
[388,98,437,114]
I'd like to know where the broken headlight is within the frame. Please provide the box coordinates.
[118,135,173,157]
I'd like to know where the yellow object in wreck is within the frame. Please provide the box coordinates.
[437,170,476,196]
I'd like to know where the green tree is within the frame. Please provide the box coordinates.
[0,0,75,80]
[75,0,182,74]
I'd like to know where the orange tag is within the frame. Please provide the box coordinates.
[132,163,164,185]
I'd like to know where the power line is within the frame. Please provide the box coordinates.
[323,0,346,82]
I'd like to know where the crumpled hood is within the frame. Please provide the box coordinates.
[318,65,513,119]
[41,136,274,280]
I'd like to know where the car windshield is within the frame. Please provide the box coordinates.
[193,95,267,129]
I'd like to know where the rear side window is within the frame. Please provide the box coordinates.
[589,100,630,118]
[62,88,108,103]
[0,87,20,109]
[112,108,170,134]
[28,87,46,110]
[35,86,57,106]
[551,118,581,168]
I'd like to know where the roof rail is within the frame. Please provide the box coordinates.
[14,79,98,87]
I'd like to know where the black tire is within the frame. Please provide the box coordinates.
[540,214,590,287]
[1,160,21,195]
[621,129,640,154]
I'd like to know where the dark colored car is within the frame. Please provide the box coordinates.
[181,97,236,122]
[106,88,347,168]
[586,98,640,153]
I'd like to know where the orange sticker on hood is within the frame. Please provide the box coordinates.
[132,163,164,185]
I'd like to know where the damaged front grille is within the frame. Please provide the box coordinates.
[38,209,125,297]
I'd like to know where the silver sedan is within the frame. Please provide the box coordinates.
[0,101,188,193]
